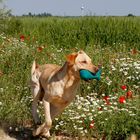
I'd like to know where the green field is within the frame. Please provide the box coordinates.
[0,16,140,139]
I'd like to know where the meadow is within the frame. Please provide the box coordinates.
[0,16,140,139]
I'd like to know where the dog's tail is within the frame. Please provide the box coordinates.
[31,60,40,84]
[31,60,36,75]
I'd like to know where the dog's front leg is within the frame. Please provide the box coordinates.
[33,98,52,138]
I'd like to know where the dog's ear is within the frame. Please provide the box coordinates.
[66,53,78,64]
[78,50,84,54]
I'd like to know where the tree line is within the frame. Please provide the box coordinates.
[22,12,52,17]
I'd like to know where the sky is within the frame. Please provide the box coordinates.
[2,0,140,16]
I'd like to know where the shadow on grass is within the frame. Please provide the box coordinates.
[0,121,99,140]
[0,122,43,140]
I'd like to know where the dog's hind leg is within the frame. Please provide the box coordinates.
[31,60,41,125]
[31,83,41,125]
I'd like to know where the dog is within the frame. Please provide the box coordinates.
[30,50,99,138]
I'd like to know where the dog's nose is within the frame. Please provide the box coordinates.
[95,67,99,72]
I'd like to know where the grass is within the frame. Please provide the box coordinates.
[2,16,140,49]
[0,16,140,139]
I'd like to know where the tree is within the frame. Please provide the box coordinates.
[127,13,135,17]
[0,0,11,17]
[28,12,32,17]
[0,0,11,32]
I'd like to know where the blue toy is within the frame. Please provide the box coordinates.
[80,69,102,81]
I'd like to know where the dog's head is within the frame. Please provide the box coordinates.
[66,50,99,76]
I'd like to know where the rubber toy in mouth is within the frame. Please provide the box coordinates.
[79,69,102,81]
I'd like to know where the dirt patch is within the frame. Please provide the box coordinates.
[0,122,97,140]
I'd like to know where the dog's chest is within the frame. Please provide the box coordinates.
[47,78,80,107]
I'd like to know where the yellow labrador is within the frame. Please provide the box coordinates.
[30,51,99,137]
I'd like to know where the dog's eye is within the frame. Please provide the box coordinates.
[81,60,87,64]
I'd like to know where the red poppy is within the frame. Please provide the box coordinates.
[20,35,25,41]
[98,107,103,111]
[103,96,109,101]
[126,91,133,98]
[103,96,110,105]
[131,48,138,55]
[89,120,94,129]
[121,85,127,91]
[119,96,126,104]
[37,46,43,52]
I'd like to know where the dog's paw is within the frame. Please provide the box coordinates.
[33,129,42,137]
[41,130,50,138]
[33,129,38,137]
